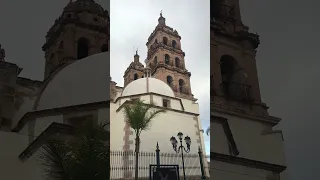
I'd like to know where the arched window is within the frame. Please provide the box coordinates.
[175,57,180,68]
[101,44,108,52]
[179,79,184,92]
[155,39,158,43]
[59,41,64,49]
[167,76,173,85]
[77,37,89,59]
[134,73,138,80]
[220,55,238,82]
[220,55,249,99]
[154,56,157,64]
[165,54,170,65]
[163,37,168,45]
[172,40,177,48]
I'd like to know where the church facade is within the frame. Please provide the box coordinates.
[211,0,287,180]
[0,0,110,179]
[110,13,209,179]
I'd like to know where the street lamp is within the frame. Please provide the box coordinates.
[170,132,191,180]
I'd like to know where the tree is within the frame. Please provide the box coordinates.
[123,99,166,180]
[39,120,110,180]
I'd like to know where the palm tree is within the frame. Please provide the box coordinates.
[39,120,110,180]
[123,99,166,180]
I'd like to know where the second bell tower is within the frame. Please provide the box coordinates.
[42,0,110,79]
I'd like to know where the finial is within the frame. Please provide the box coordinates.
[135,48,138,55]
[160,10,163,17]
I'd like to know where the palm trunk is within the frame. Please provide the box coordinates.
[134,134,140,180]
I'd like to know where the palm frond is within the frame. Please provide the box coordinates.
[142,108,166,132]
[39,140,72,180]
[39,121,110,180]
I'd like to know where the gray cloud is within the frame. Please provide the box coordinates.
[240,0,320,179]
[110,0,210,154]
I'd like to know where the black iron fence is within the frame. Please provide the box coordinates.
[110,150,210,180]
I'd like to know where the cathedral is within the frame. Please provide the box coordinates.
[211,0,288,180]
[110,12,209,179]
[0,0,110,179]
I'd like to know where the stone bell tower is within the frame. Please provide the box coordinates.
[211,1,287,179]
[211,0,268,115]
[42,0,110,79]
[123,51,145,87]
[145,12,194,100]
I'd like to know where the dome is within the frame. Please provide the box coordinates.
[36,52,110,110]
[63,0,106,17]
[122,78,175,97]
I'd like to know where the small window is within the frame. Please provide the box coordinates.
[163,37,168,45]
[94,17,98,22]
[134,73,138,80]
[165,54,170,65]
[154,56,157,64]
[172,40,177,48]
[67,14,72,18]
[175,57,180,67]
[155,39,158,43]
[167,76,173,85]
[162,99,170,108]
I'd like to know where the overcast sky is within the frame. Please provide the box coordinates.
[110,0,210,155]
[240,0,320,179]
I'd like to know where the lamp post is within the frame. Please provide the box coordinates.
[170,132,191,180]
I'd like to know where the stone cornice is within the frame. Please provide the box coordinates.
[18,122,75,161]
[211,20,260,49]
[115,92,183,103]
[146,42,185,60]
[17,77,43,87]
[115,99,199,117]
[211,152,287,173]
[150,63,190,76]
[42,19,109,51]
[12,101,110,133]
[146,25,181,46]
[211,102,281,126]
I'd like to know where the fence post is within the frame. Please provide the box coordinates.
[156,142,160,167]
[198,146,206,180]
